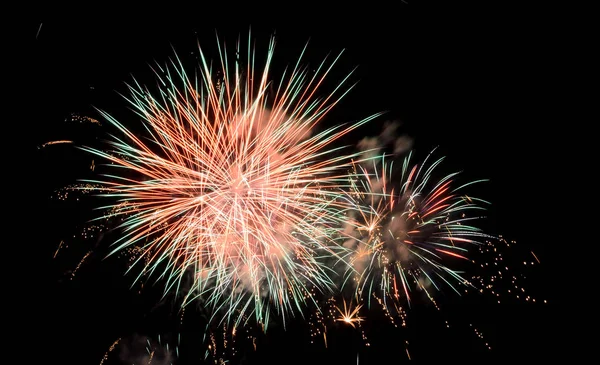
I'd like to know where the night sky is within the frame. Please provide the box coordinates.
[28,7,561,364]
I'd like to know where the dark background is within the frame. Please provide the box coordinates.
[27,6,562,364]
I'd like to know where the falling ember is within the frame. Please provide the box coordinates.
[70,251,91,279]
[531,251,540,264]
[38,140,73,149]
[53,240,64,258]
[147,350,154,364]
[99,338,121,365]
[470,324,492,350]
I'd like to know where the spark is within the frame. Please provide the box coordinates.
[335,298,364,328]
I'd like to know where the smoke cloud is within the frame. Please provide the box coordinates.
[357,120,413,162]
[118,334,174,365]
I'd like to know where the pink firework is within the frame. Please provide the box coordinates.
[82,35,381,327]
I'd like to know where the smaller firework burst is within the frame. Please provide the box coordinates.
[335,298,364,328]
[342,150,490,314]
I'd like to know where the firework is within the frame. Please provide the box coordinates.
[38,25,551,362]
[81,35,381,327]
[342,150,490,312]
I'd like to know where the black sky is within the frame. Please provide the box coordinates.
[27,7,562,364]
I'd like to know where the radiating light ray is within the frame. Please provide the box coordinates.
[335,298,364,328]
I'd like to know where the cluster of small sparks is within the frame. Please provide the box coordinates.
[470,324,491,351]
[98,338,121,365]
[51,183,105,201]
[467,237,547,305]
[308,297,336,346]
[53,223,106,280]
[66,112,102,126]
[43,34,547,361]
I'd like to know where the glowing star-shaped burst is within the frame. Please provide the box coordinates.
[344,151,490,311]
[82,35,381,327]
[335,299,364,328]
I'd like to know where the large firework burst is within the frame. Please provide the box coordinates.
[82,35,381,327]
